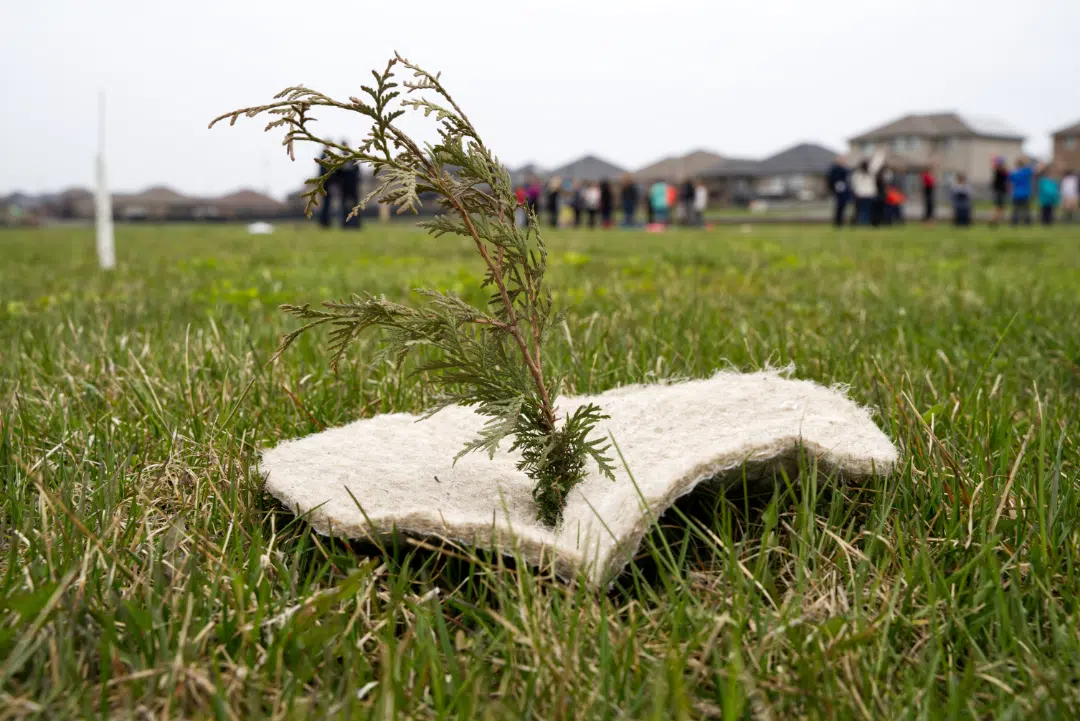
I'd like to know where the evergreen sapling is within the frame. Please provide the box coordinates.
[211,53,615,526]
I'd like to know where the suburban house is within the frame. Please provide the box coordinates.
[112,186,202,221]
[635,150,727,183]
[699,143,839,205]
[1051,120,1080,170]
[847,112,1025,191]
[549,154,626,183]
[509,163,548,186]
[210,190,285,220]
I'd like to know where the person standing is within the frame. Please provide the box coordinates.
[570,181,583,228]
[1009,157,1035,226]
[850,158,877,226]
[649,180,670,225]
[583,182,601,228]
[599,179,614,228]
[872,163,893,226]
[1037,166,1061,225]
[692,180,708,227]
[525,179,541,219]
[546,178,561,227]
[990,156,1009,227]
[680,180,695,226]
[826,156,851,227]
[921,166,936,222]
[338,140,361,229]
[951,173,973,227]
[620,175,638,227]
[317,148,339,228]
[1061,169,1078,223]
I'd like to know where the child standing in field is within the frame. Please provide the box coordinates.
[649,180,670,225]
[1037,167,1061,225]
[990,156,1009,226]
[886,183,906,225]
[951,173,973,227]
[693,181,708,227]
[1060,170,1078,223]
[1009,157,1034,226]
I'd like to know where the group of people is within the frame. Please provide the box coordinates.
[827,153,1080,228]
[988,157,1079,226]
[514,176,709,229]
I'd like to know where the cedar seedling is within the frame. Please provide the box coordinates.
[210,53,615,526]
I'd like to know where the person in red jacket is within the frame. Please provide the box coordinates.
[921,166,936,223]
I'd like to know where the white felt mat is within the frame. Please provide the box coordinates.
[260,371,898,586]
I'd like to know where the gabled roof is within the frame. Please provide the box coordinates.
[699,157,763,178]
[850,112,1024,142]
[215,189,284,210]
[509,163,548,185]
[549,154,626,182]
[756,142,839,175]
[1053,119,1080,137]
[115,186,196,205]
[635,149,727,180]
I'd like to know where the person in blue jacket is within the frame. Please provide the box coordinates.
[1037,165,1061,225]
[1009,157,1034,226]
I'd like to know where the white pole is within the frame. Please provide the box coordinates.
[95,91,116,270]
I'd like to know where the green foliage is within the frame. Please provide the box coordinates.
[210,54,614,525]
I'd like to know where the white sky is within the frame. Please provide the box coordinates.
[3,0,1078,199]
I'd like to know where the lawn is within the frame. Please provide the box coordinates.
[2,221,1079,719]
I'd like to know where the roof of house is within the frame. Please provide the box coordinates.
[635,150,727,180]
[1053,119,1080,137]
[756,142,839,175]
[849,112,1024,142]
[115,186,197,205]
[700,157,762,177]
[700,143,839,178]
[549,154,626,182]
[215,189,284,210]
[509,163,548,185]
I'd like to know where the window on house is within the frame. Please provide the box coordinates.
[892,137,905,152]
[1067,137,1079,150]
[908,137,921,151]
[861,142,874,155]
[942,137,956,151]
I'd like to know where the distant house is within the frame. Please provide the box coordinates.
[52,188,95,219]
[699,143,839,205]
[214,189,286,220]
[113,186,200,221]
[750,143,838,199]
[1052,120,1080,171]
[509,163,548,186]
[848,112,1024,191]
[635,150,727,182]
[549,154,626,183]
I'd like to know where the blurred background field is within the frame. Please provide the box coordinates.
[3,223,1080,717]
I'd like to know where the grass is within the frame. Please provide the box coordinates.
[1,221,1079,719]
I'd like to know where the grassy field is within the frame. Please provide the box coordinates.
[2,221,1079,719]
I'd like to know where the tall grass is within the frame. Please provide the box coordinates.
[1,223,1078,719]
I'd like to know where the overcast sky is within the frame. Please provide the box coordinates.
[3,0,1078,199]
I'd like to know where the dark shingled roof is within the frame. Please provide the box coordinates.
[549,154,626,182]
[849,112,1024,142]
[700,143,839,178]
[756,142,839,175]
[635,150,727,181]
[699,157,762,178]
